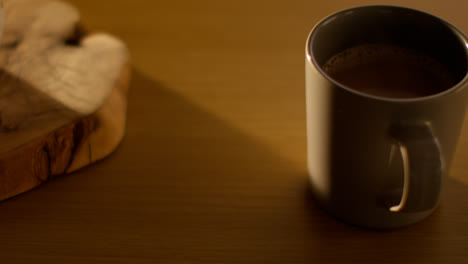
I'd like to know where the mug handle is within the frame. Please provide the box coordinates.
[388,122,443,213]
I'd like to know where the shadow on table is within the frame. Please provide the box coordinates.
[0,69,307,262]
[1,69,467,263]
[114,70,468,263]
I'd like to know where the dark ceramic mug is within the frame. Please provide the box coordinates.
[305,5,468,228]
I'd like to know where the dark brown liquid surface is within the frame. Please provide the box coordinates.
[322,44,457,98]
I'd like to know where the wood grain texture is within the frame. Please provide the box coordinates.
[0,0,468,263]
[0,0,130,201]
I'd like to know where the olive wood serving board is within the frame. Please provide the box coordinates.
[0,0,131,201]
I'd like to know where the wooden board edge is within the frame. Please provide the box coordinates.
[67,58,132,173]
[0,57,131,202]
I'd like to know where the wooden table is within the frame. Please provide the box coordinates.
[1,0,468,263]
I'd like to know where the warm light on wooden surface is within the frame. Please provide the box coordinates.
[1,0,468,263]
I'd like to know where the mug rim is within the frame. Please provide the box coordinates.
[306,5,468,103]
